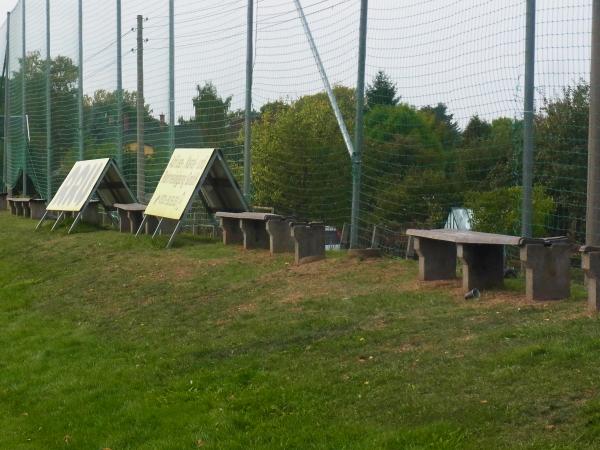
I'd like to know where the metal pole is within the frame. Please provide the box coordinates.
[77,0,83,161]
[292,0,354,157]
[168,0,175,154]
[243,0,253,200]
[521,0,536,238]
[136,14,145,202]
[3,12,10,195]
[116,0,123,168]
[587,0,600,246]
[45,0,51,200]
[21,0,26,195]
[350,0,368,249]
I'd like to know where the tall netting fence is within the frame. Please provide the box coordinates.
[0,0,594,252]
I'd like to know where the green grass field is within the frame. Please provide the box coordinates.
[1,211,600,449]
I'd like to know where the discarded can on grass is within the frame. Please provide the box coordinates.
[464,288,480,300]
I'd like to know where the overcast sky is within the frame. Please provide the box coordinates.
[0,0,593,128]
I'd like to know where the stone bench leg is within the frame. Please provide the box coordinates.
[8,201,17,215]
[240,219,270,250]
[266,218,295,254]
[413,237,456,281]
[457,244,504,291]
[0,195,7,211]
[291,222,326,264]
[117,210,131,232]
[29,202,47,220]
[81,204,101,226]
[145,216,159,235]
[127,211,143,234]
[219,217,243,245]
[520,243,571,301]
[22,203,31,217]
[583,252,600,312]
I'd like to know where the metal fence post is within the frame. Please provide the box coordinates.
[3,12,10,195]
[77,0,83,161]
[521,0,536,238]
[45,0,51,200]
[136,14,145,202]
[169,0,175,154]
[587,0,600,246]
[350,0,368,249]
[116,0,123,169]
[243,0,253,200]
[21,0,26,195]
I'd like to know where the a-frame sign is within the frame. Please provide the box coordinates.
[137,148,249,248]
[36,158,136,233]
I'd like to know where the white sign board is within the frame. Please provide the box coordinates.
[144,148,214,220]
[47,158,110,212]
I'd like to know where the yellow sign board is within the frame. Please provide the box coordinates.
[47,158,110,212]
[145,148,215,220]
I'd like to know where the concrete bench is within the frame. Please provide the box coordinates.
[265,217,296,254]
[0,193,7,211]
[406,229,572,301]
[114,203,147,234]
[7,197,31,217]
[291,222,326,264]
[216,211,282,250]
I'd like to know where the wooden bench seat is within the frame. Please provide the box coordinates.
[406,229,572,301]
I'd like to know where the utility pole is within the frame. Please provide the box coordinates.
[587,0,600,247]
[77,0,83,161]
[350,0,368,249]
[521,0,536,237]
[243,0,253,200]
[168,0,175,154]
[116,0,123,169]
[136,14,145,202]
[3,12,10,195]
[21,0,26,195]
[46,0,51,200]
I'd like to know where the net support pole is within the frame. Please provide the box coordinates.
[521,0,535,238]
[3,12,10,195]
[350,0,368,249]
[243,0,253,200]
[21,0,26,195]
[77,0,83,161]
[136,14,145,202]
[116,0,123,168]
[168,0,175,154]
[292,0,354,158]
[587,0,600,246]
[45,0,51,200]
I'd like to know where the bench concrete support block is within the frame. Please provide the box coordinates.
[582,251,600,312]
[413,237,456,281]
[520,243,571,301]
[81,203,102,226]
[219,217,244,245]
[291,222,326,264]
[266,218,295,254]
[29,200,47,220]
[117,209,131,232]
[0,194,7,211]
[240,218,270,250]
[457,243,504,291]
[8,200,17,215]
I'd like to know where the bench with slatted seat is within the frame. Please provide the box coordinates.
[406,229,572,301]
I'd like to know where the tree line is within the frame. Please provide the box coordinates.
[1,54,589,241]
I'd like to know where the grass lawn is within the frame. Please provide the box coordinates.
[1,211,600,449]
